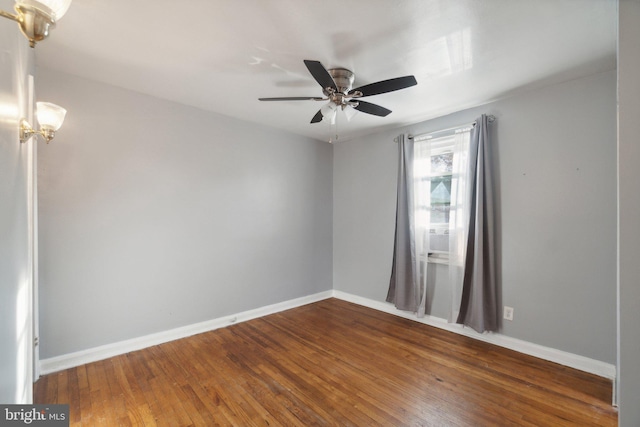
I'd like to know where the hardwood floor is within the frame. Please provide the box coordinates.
[34,298,617,426]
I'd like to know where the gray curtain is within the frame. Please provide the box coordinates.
[386,134,420,312]
[456,114,498,332]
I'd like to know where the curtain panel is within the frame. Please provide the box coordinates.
[448,130,475,323]
[455,114,498,332]
[386,134,428,315]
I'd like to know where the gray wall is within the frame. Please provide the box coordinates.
[334,70,617,364]
[617,0,640,424]
[36,69,333,358]
[0,0,35,403]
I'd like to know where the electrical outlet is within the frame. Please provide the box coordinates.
[503,306,514,321]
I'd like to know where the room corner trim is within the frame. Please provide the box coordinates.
[39,288,615,381]
[331,290,616,380]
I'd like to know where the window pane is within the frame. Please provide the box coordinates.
[430,168,450,253]
[430,175,451,224]
[431,152,453,174]
[431,205,450,225]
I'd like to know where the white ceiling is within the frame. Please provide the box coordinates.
[34,0,617,142]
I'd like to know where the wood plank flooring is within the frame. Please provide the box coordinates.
[34,298,617,426]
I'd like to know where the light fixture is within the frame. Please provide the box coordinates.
[320,102,338,124]
[320,100,360,126]
[343,104,359,122]
[20,101,67,143]
[0,0,72,47]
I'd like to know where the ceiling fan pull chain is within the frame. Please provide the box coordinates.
[329,112,339,144]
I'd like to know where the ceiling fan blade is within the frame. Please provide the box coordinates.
[304,60,338,92]
[310,110,324,123]
[349,75,417,97]
[259,97,326,101]
[353,100,392,117]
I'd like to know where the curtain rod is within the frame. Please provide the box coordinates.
[394,115,496,143]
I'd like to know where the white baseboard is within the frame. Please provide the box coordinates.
[40,289,616,382]
[332,290,616,380]
[39,291,334,375]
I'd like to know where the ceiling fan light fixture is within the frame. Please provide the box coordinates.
[344,104,359,122]
[320,102,338,123]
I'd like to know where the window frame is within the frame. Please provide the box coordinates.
[413,128,471,264]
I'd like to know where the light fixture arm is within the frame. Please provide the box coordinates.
[20,119,56,143]
[0,8,19,22]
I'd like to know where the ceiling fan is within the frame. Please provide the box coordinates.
[259,60,418,124]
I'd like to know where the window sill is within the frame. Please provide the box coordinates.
[427,254,449,265]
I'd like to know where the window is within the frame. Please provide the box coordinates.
[413,127,472,263]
